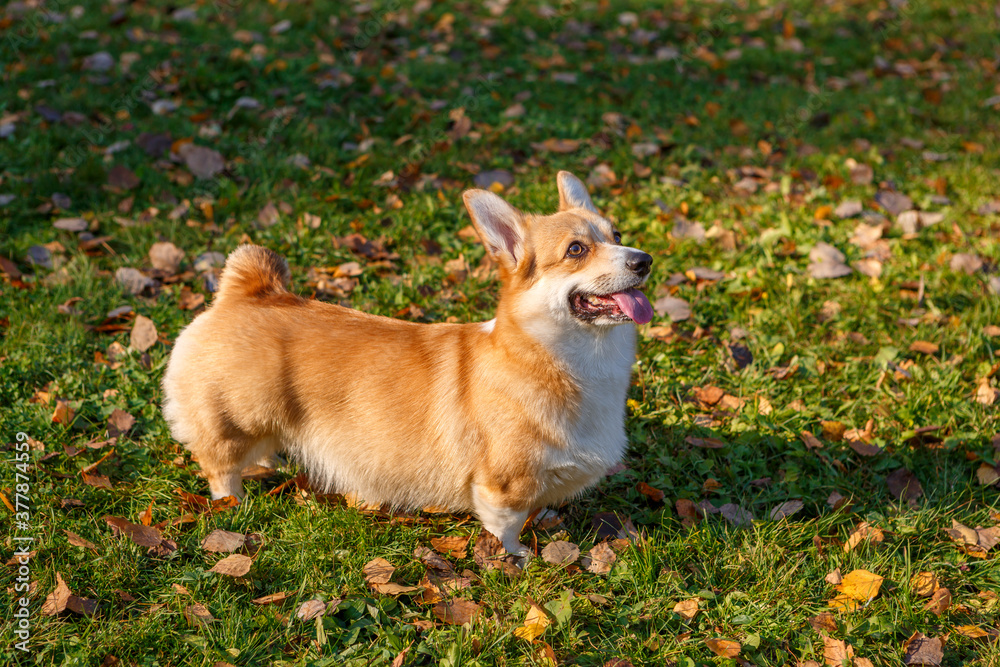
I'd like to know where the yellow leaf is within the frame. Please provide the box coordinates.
[976,463,1000,486]
[705,638,741,658]
[828,593,859,612]
[955,625,989,639]
[513,603,551,641]
[844,521,884,553]
[910,571,938,597]
[673,598,700,620]
[837,569,883,601]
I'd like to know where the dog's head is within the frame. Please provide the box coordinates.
[463,171,653,332]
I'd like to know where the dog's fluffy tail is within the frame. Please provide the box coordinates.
[216,244,291,302]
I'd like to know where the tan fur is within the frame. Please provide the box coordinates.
[162,171,651,555]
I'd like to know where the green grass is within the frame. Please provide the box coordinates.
[3,0,1000,664]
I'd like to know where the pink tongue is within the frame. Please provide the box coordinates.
[610,288,653,325]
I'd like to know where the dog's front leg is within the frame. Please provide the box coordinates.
[472,484,532,558]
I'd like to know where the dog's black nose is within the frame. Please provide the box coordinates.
[626,252,652,277]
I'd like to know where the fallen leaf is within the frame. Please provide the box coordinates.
[513,601,551,641]
[582,542,617,575]
[106,409,135,438]
[472,529,521,577]
[909,341,939,355]
[64,530,98,551]
[42,572,98,616]
[531,138,580,153]
[825,568,843,585]
[432,598,481,625]
[201,529,245,553]
[808,612,837,633]
[821,635,854,666]
[130,315,158,352]
[108,165,140,190]
[685,435,725,449]
[652,295,692,322]
[978,463,1000,486]
[769,499,804,520]
[719,503,753,526]
[372,581,422,596]
[104,516,162,548]
[178,143,225,180]
[208,554,252,577]
[430,535,469,558]
[251,591,291,606]
[902,633,943,666]
[887,467,923,503]
[808,242,852,279]
[705,638,741,659]
[923,587,950,616]
[52,399,75,425]
[363,557,395,585]
[296,599,327,621]
[149,242,185,273]
[637,481,664,502]
[673,598,700,620]
[541,540,580,565]
[838,569,883,601]
[910,571,938,597]
[185,603,216,626]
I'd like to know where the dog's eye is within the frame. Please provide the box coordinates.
[613,231,622,244]
[566,242,586,257]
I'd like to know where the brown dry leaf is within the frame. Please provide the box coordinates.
[541,540,580,565]
[107,409,135,438]
[296,599,327,621]
[975,378,997,405]
[430,535,470,559]
[52,398,75,425]
[976,463,1000,486]
[719,503,753,526]
[104,516,162,548]
[705,638,741,659]
[887,467,923,503]
[178,143,225,180]
[821,635,854,666]
[636,481,664,502]
[685,435,725,449]
[178,287,205,310]
[808,612,837,633]
[473,529,522,577]
[108,165,140,190]
[923,587,951,616]
[149,242,185,273]
[844,521,885,553]
[902,632,943,666]
[201,529,245,553]
[81,469,113,490]
[944,519,987,557]
[693,385,725,406]
[530,138,581,154]
[954,625,992,640]
[838,569,883,601]
[209,554,252,577]
[363,557,395,585]
[65,529,98,551]
[130,315,158,352]
[41,572,73,616]
[432,598,481,626]
[675,498,700,526]
[513,601,551,641]
[800,431,824,449]
[184,602,216,626]
[414,546,454,574]
[769,499,804,520]
[909,340,940,355]
[583,542,617,575]
[372,582,422,596]
[825,568,843,585]
[910,572,938,597]
[251,591,291,606]
[673,598,700,620]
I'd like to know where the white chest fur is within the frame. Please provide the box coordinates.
[539,325,635,503]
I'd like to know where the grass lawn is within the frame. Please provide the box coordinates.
[3,0,1000,664]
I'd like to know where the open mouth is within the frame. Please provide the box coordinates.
[569,288,653,325]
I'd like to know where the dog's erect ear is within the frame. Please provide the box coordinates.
[557,170,599,213]
[463,189,525,270]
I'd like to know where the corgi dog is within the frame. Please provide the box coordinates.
[162,171,653,556]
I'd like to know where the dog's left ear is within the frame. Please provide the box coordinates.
[557,171,599,213]
[463,189,526,271]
